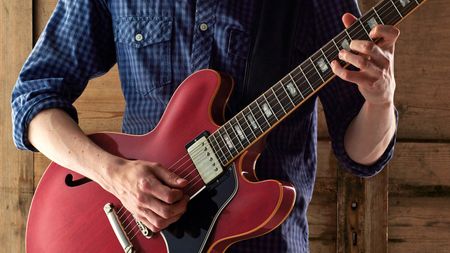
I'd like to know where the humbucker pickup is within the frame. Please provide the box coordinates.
[187,134,223,185]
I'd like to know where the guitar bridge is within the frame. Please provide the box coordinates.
[187,133,223,185]
[103,203,136,253]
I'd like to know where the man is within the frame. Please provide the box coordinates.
[12,0,398,252]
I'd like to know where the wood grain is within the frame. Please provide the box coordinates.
[0,1,34,252]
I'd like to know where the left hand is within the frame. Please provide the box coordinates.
[331,13,400,106]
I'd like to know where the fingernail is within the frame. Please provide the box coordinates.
[177,178,187,184]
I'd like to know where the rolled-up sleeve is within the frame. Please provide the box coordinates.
[11,0,116,151]
[315,0,397,177]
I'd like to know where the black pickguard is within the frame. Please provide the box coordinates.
[161,165,238,253]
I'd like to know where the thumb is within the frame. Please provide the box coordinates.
[342,13,358,29]
[152,164,188,188]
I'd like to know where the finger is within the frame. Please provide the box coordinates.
[342,13,358,28]
[147,196,188,220]
[331,60,375,87]
[349,40,390,69]
[138,174,184,204]
[338,49,383,77]
[151,163,189,188]
[134,211,162,233]
[369,25,400,47]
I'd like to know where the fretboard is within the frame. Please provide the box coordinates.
[209,0,426,166]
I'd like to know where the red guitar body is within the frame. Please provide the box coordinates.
[26,70,296,253]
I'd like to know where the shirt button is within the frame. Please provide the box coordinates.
[135,33,144,42]
[199,23,208,32]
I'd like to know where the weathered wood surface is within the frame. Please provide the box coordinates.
[0,1,34,252]
[389,143,450,253]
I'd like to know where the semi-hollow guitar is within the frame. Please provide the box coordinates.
[26,0,427,252]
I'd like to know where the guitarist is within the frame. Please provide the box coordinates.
[12,0,399,252]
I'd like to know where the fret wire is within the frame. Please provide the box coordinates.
[270,86,287,114]
[319,48,332,67]
[288,72,305,99]
[344,29,352,40]
[414,0,420,4]
[299,67,315,92]
[226,122,244,150]
[233,116,251,146]
[332,38,340,52]
[358,18,373,41]
[308,57,325,82]
[373,7,384,25]
[280,81,296,106]
[218,128,234,159]
[240,111,257,139]
[248,106,265,133]
[209,134,226,165]
[262,94,278,120]
[390,0,404,17]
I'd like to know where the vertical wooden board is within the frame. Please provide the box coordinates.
[308,142,338,252]
[0,1,34,252]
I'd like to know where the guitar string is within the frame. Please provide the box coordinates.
[119,0,401,233]
[118,0,405,239]
[203,0,400,164]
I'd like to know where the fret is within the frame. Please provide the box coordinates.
[347,18,370,42]
[377,0,403,25]
[268,86,287,119]
[249,101,270,132]
[224,122,244,151]
[358,18,373,41]
[360,10,380,37]
[212,131,232,162]
[330,38,347,66]
[394,0,419,17]
[230,116,250,147]
[390,0,404,18]
[298,66,316,94]
[287,73,304,100]
[312,49,333,81]
[279,79,296,107]
[308,57,325,82]
[372,7,384,25]
[241,108,260,138]
[208,134,227,165]
[261,94,278,121]
[218,127,237,158]
[344,29,352,41]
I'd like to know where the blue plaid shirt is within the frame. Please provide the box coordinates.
[12,0,395,252]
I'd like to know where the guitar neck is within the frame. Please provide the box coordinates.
[209,0,427,166]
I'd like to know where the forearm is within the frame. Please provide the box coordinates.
[28,108,120,189]
[344,101,396,165]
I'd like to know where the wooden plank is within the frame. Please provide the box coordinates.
[0,1,34,252]
[388,143,450,252]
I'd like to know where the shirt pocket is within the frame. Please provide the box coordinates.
[113,16,173,95]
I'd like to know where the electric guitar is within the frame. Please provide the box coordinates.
[26,0,427,252]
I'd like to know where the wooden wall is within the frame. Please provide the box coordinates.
[0,0,448,252]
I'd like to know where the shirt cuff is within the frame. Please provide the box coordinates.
[332,106,398,178]
[12,96,78,152]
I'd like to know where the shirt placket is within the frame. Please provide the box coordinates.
[190,0,217,72]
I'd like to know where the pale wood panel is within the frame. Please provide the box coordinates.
[0,1,34,252]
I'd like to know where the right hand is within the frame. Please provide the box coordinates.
[103,158,189,232]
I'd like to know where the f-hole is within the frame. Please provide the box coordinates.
[65,174,92,187]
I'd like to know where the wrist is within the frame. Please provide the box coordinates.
[97,155,128,192]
